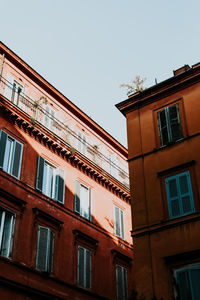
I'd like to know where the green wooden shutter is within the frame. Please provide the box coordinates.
[165,176,180,218]
[169,104,183,142]
[157,109,169,146]
[177,270,192,300]
[56,169,65,203]
[74,181,81,213]
[36,156,45,192]
[78,246,85,287]
[178,172,194,214]
[190,268,200,299]
[85,249,91,289]
[0,131,7,169]
[12,140,23,178]
[36,226,49,272]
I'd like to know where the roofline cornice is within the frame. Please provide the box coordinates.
[0,41,127,157]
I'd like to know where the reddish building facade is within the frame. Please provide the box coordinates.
[0,42,133,300]
[117,65,200,300]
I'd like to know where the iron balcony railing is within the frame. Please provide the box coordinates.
[0,76,129,188]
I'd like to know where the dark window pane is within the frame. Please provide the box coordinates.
[182,196,192,214]
[178,271,192,300]
[179,175,189,194]
[169,179,178,198]
[36,227,48,271]
[171,199,180,217]
[78,247,84,287]
[169,105,183,141]
[86,250,91,289]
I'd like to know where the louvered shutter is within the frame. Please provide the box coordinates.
[177,270,191,300]
[190,268,200,299]
[157,109,169,146]
[49,230,54,273]
[169,104,183,142]
[80,184,90,220]
[123,267,128,300]
[116,265,123,300]
[4,73,14,101]
[0,131,7,169]
[36,156,45,192]
[165,176,180,218]
[120,209,125,240]
[85,249,91,289]
[36,226,48,271]
[78,246,85,287]
[56,169,65,203]
[178,172,194,214]
[115,206,121,237]
[12,140,23,178]
[74,181,81,213]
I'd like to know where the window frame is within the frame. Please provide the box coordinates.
[0,207,15,259]
[174,263,200,300]
[165,170,195,219]
[74,181,91,221]
[116,264,128,300]
[114,205,125,240]
[77,245,92,290]
[36,156,65,204]
[0,130,23,180]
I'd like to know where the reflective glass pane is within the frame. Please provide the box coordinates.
[3,139,13,172]
[1,213,12,257]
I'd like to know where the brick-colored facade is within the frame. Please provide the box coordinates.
[117,64,200,300]
[0,42,133,300]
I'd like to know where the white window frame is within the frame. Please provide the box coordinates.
[42,161,57,199]
[114,206,125,240]
[0,207,15,258]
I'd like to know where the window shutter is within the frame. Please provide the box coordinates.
[115,206,121,237]
[177,270,191,300]
[178,172,194,214]
[169,104,183,142]
[120,209,125,240]
[4,73,14,101]
[85,249,91,289]
[49,230,54,273]
[190,268,200,298]
[80,184,90,220]
[56,169,65,204]
[165,177,180,218]
[157,109,168,146]
[123,267,128,300]
[116,265,123,300]
[12,140,23,178]
[74,181,81,214]
[36,226,49,272]
[36,156,45,192]
[78,246,85,287]
[0,131,7,169]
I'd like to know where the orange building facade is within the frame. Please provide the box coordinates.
[117,65,200,300]
[0,42,133,300]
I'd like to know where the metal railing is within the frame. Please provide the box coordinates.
[0,76,129,187]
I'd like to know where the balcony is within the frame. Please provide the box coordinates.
[0,75,129,188]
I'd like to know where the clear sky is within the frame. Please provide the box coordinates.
[1,0,200,146]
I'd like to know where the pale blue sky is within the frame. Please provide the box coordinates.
[1,0,200,146]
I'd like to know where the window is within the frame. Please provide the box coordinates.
[74,181,90,220]
[43,104,56,132]
[116,265,128,300]
[175,264,200,300]
[36,156,65,203]
[157,104,183,146]
[0,208,15,258]
[165,171,195,219]
[77,245,91,289]
[114,206,125,240]
[36,226,54,272]
[109,153,118,179]
[0,130,23,179]
[77,131,87,156]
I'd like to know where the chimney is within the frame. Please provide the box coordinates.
[173,64,190,76]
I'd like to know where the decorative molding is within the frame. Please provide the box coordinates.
[111,249,132,265]
[72,229,99,252]
[32,207,63,232]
